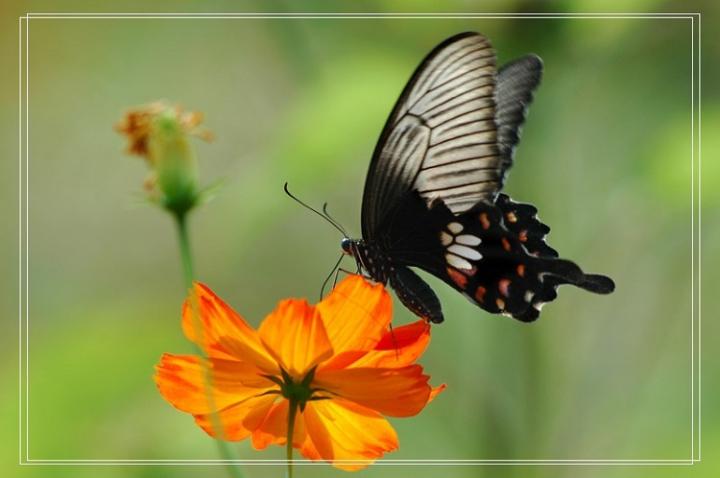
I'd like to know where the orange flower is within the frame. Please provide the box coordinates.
[155,275,443,470]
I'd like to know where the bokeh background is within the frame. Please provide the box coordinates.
[1,1,717,477]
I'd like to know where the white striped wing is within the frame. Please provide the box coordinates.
[362,33,543,239]
[362,32,503,238]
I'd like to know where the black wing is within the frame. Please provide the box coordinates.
[496,55,543,172]
[385,192,614,322]
[361,32,543,240]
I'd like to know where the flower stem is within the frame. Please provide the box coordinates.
[286,400,298,478]
[174,212,244,478]
[175,212,195,290]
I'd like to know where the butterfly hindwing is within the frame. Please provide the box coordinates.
[440,199,550,321]
[379,191,612,322]
[495,193,557,258]
[438,198,615,321]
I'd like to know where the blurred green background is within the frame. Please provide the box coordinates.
[1,1,717,477]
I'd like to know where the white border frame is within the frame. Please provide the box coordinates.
[17,11,702,468]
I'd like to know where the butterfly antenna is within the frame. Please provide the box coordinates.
[321,203,348,237]
[283,182,346,235]
[320,253,345,300]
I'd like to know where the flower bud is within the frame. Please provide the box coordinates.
[116,101,213,216]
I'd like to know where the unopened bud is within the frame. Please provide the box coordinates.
[116,101,213,217]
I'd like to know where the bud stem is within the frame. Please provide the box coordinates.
[175,212,194,289]
[173,211,244,478]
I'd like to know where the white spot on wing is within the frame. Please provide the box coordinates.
[456,234,481,246]
[448,244,482,261]
[445,253,472,270]
[440,231,453,246]
[447,222,463,234]
[533,302,546,311]
[524,291,534,303]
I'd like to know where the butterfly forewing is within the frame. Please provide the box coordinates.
[362,32,505,239]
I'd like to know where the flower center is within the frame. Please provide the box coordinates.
[278,367,316,410]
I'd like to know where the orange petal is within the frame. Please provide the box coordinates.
[349,320,431,369]
[319,350,368,371]
[316,275,392,367]
[429,384,447,403]
[182,283,278,373]
[251,400,306,450]
[301,398,398,470]
[314,366,431,417]
[194,393,278,440]
[258,299,333,379]
[154,353,276,414]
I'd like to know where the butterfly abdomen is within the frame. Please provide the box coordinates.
[390,266,444,323]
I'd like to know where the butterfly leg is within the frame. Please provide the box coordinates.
[335,267,376,282]
[319,254,345,300]
[332,266,342,290]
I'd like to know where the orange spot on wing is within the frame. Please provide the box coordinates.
[496,298,505,310]
[506,211,517,223]
[519,230,528,242]
[446,267,468,288]
[517,264,526,277]
[501,238,512,252]
[479,213,490,230]
[474,286,487,303]
[498,279,511,297]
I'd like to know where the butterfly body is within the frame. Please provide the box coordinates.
[342,238,392,284]
[341,31,614,323]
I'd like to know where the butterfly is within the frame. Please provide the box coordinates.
[334,31,615,324]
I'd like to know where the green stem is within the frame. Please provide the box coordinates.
[175,213,194,290]
[174,212,244,478]
[286,400,298,478]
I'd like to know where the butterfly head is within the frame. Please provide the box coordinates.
[340,237,365,275]
[340,238,390,284]
[340,237,355,256]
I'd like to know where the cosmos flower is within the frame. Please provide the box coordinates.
[155,275,443,470]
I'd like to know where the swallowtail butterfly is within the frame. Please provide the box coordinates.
[340,32,615,323]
